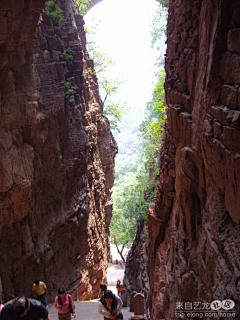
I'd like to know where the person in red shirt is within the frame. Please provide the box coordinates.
[54,287,75,320]
[116,280,122,296]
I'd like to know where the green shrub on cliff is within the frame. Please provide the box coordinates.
[64,81,73,100]
[76,0,92,15]
[74,111,82,123]
[46,0,65,29]
[63,48,74,60]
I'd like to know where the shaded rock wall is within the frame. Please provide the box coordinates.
[148,0,240,319]
[0,0,117,301]
[123,219,150,316]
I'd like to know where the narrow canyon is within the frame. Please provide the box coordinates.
[0,0,239,319]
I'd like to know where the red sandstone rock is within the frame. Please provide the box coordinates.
[146,0,240,319]
[123,219,150,318]
[0,0,116,302]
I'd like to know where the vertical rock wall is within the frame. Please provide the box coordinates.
[0,0,117,301]
[148,0,240,319]
[123,219,150,317]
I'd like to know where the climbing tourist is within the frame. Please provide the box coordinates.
[99,283,107,297]
[54,287,76,320]
[98,289,123,320]
[0,296,50,320]
[32,279,48,306]
[116,280,122,296]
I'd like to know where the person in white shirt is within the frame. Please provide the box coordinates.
[98,290,123,320]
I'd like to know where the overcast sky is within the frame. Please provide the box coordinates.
[84,0,160,114]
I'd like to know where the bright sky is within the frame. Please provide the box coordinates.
[84,0,161,115]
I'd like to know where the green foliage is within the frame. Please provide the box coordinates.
[63,48,74,60]
[83,6,168,257]
[159,0,169,8]
[65,90,72,99]
[86,28,115,77]
[139,68,167,153]
[99,78,123,100]
[110,155,158,251]
[86,22,127,132]
[63,54,73,60]
[87,67,95,75]
[64,81,72,99]
[46,0,65,28]
[103,103,124,132]
[74,111,82,123]
[64,81,71,89]
[66,48,74,55]
[87,46,114,74]
[111,146,161,250]
[114,154,140,182]
[110,69,167,254]
[99,77,126,132]
[76,0,92,15]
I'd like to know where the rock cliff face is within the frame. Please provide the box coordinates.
[123,219,150,317]
[148,0,240,319]
[0,0,117,301]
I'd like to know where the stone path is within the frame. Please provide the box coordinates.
[107,263,124,286]
[48,265,134,320]
[48,298,133,320]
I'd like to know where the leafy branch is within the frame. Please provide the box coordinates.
[85,21,127,132]
[76,0,92,15]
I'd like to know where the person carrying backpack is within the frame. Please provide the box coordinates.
[54,287,76,320]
